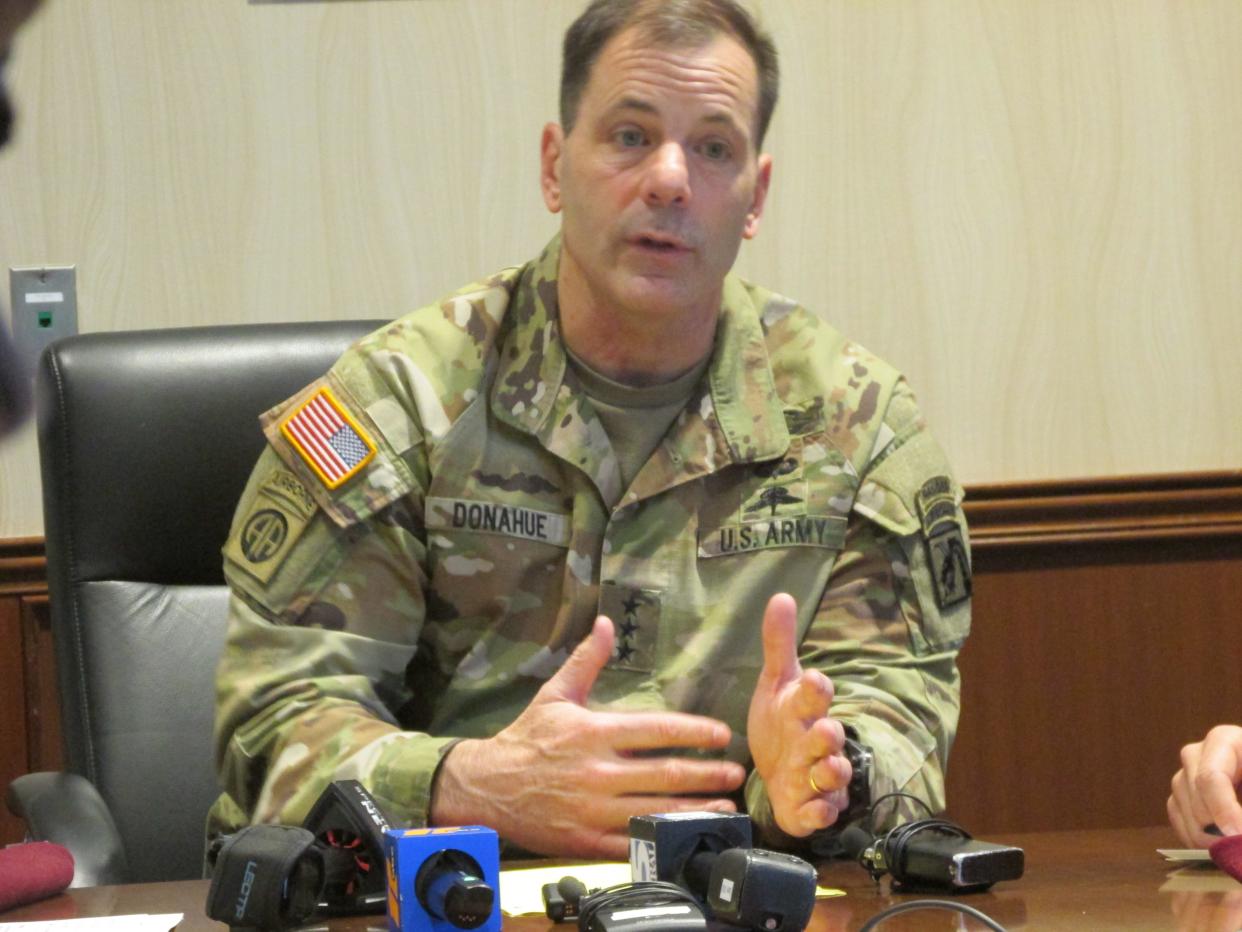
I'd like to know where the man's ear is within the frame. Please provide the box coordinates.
[540,123,565,214]
[742,153,773,240]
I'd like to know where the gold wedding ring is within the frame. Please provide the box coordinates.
[809,770,827,796]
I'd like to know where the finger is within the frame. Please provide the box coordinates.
[601,710,733,751]
[539,616,614,706]
[805,716,846,760]
[1169,791,1197,848]
[608,796,739,823]
[601,756,747,796]
[788,717,844,771]
[1198,770,1242,837]
[1198,729,1242,835]
[1170,772,1214,848]
[760,592,801,685]
[595,832,631,861]
[795,669,834,721]
[809,752,853,796]
[553,828,633,862]
[783,796,841,837]
[1179,744,1215,837]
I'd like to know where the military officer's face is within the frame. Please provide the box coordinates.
[541,26,771,327]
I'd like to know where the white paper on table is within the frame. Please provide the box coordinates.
[0,914,183,931]
[499,862,633,916]
[1158,848,1214,862]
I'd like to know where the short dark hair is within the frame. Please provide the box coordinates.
[560,0,779,148]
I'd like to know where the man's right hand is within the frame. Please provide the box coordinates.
[1168,724,1242,848]
[428,616,746,859]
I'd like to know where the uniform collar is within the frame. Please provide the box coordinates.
[491,237,790,505]
[704,273,791,464]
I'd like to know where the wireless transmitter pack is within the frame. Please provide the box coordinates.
[384,825,500,932]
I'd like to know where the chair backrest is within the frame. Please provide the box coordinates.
[36,320,383,883]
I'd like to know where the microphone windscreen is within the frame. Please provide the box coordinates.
[1209,834,1242,883]
[0,841,75,912]
[557,875,587,902]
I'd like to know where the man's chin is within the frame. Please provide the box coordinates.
[616,277,713,320]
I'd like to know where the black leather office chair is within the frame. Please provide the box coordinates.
[5,320,384,886]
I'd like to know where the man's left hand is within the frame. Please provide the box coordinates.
[747,592,852,837]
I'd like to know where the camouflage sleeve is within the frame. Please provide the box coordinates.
[211,365,453,835]
[745,379,970,847]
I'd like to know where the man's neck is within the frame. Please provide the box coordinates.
[556,260,719,388]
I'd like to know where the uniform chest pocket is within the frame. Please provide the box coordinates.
[423,495,571,626]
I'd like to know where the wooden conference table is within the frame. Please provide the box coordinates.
[2,826,1239,930]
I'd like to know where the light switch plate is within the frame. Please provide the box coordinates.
[9,265,78,365]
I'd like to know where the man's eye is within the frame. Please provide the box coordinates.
[700,140,731,161]
[616,128,646,147]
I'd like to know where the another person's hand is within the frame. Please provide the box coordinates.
[1168,724,1242,848]
[747,592,851,837]
[430,616,745,859]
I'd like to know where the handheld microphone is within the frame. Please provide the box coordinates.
[705,848,816,932]
[544,875,589,921]
[628,813,817,932]
[629,812,752,890]
[415,850,494,929]
[384,825,500,932]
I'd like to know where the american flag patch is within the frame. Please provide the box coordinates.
[280,387,376,489]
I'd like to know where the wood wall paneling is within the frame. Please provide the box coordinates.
[0,597,31,846]
[0,537,55,846]
[947,473,1242,835]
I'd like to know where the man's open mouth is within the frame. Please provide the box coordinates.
[634,234,688,253]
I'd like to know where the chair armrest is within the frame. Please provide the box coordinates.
[6,772,130,886]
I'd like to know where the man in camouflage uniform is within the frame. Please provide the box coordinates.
[214,0,971,858]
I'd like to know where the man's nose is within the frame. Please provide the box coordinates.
[641,142,691,207]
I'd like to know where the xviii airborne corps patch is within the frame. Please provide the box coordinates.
[916,476,972,610]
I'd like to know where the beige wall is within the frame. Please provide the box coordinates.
[2,0,1240,537]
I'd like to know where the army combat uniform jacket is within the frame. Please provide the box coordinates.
[212,238,972,848]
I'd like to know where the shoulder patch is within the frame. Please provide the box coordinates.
[915,475,957,538]
[280,386,376,489]
[224,469,317,585]
[916,475,971,610]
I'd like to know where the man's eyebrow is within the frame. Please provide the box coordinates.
[602,96,659,120]
[701,110,747,133]
[601,98,750,136]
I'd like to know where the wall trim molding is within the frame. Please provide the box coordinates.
[0,537,48,596]
[964,470,1242,551]
[3,471,1241,574]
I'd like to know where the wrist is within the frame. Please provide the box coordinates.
[428,737,489,827]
